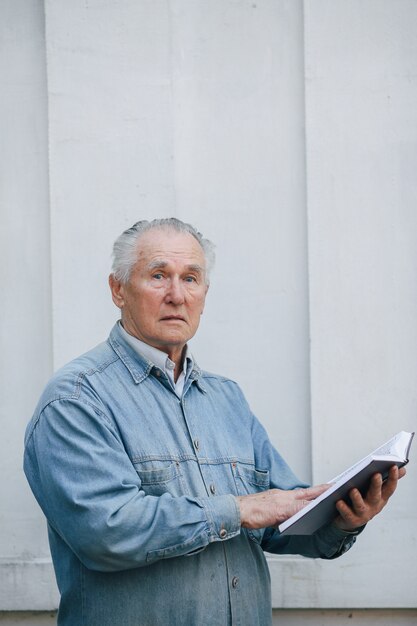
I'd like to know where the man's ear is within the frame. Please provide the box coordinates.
[201,283,209,315]
[109,274,125,310]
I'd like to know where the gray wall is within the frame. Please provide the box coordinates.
[1,0,416,620]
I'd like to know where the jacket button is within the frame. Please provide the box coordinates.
[210,483,216,495]
[219,529,227,539]
[232,576,239,588]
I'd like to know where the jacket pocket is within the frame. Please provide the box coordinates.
[134,461,185,497]
[232,462,270,545]
[232,463,270,495]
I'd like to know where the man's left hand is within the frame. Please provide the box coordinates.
[333,464,406,531]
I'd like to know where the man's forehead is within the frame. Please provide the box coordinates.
[147,259,204,273]
[136,228,206,266]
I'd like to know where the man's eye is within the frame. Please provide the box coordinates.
[184,276,197,283]
[153,273,164,280]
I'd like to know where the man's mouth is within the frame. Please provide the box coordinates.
[160,315,186,322]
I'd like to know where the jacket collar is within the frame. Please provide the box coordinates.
[107,322,204,391]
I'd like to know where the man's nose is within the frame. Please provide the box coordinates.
[165,277,185,305]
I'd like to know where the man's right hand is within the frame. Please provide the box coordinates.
[237,484,329,529]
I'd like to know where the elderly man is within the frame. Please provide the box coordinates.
[24,218,404,626]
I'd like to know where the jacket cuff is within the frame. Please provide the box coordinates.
[198,494,241,543]
[315,523,366,559]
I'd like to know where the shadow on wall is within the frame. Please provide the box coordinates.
[0,613,57,625]
[272,609,417,626]
[2,610,417,625]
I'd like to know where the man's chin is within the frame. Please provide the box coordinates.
[154,333,189,350]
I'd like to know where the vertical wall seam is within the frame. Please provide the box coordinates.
[166,0,178,217]
[301,0,315,484]
[42,0,55,374]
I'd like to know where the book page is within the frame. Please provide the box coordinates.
[372,431,408,456]
[329,431,411,484]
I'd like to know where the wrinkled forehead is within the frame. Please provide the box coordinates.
[135,227,206,269]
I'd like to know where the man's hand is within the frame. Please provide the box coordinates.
[237,484,329,529]
[237,465,406,532]
[333,465,406,531]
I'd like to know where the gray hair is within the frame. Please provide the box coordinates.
[111,218,215,284]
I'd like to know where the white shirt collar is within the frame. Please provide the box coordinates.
[117,321,193,395]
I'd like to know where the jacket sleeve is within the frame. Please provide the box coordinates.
[24,398,241,572]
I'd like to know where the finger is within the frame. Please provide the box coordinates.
[335,499,361,527]
[381,465,400,500]
[365,473,384,504]
[297,484,330,501]
[348,487,369,515]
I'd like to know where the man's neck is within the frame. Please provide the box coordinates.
[118,321,189,383]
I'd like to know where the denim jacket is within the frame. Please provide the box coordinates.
[24,323,359,626]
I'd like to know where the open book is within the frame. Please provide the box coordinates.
[278,430,414,536]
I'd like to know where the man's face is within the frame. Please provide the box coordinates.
[109,228,208,362]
